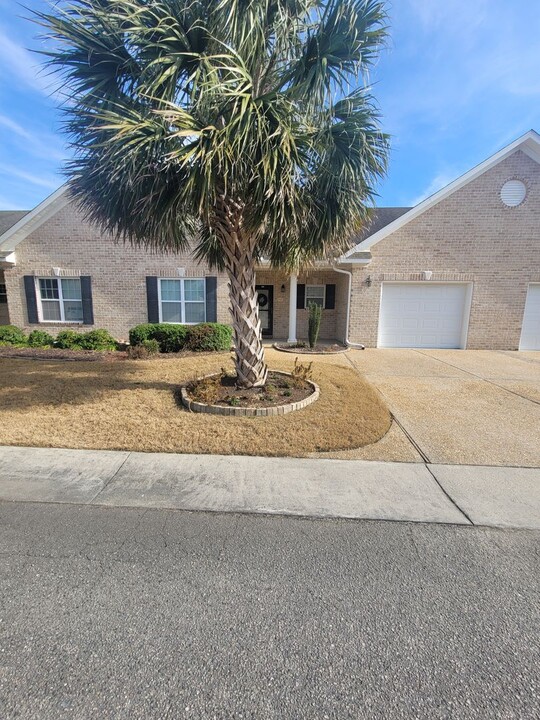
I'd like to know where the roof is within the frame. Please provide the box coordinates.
[352,207,412,244]
[0,211,28,236]
[342,129,540,260]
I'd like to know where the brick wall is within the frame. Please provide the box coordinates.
[348,150,540,349]
[4,204,231,340]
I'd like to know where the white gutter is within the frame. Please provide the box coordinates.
[332,266,365,349]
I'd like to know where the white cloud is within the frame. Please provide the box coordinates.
[408,170,459,206]
[0,112,67,163]
[0,162,60,190]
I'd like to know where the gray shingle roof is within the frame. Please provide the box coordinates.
[351,207,412,244]
[0,211,28,238]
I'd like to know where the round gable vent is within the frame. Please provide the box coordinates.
[500,179,527,207]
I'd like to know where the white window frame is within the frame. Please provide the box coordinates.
[35,276,84,324]
[305,284,326,309]
[158,277,206,324]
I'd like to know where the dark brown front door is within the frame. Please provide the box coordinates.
[256,285,273,337]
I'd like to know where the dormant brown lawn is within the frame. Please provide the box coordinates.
[0,349,390,457]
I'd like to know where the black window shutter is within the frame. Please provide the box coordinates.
[205,276,217,322]
[80,276,94,325]
[146,277,160,323]
[23,276,39,324]
[296,283,305,309]
[325,284,336,310]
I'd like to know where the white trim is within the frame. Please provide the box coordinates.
[342,130,540,260]
[376,281,474,350]
[35,275,84,324]
[157,277,206,325]
[287,274,297,343]
[519,283,540,350]
[0,185,70,253]
[305,284,326,309]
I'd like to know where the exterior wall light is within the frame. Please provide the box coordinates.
[365,275,372,287]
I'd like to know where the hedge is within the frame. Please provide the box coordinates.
[129,322,232,353]
[55,328,117,351]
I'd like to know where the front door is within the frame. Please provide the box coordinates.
[256,285,273,337]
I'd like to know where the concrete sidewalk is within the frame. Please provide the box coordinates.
[0,445,538,529]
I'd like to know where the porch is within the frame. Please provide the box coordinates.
[255,267,348,343]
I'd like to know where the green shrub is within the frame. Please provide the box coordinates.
[128,323,154,347]
[27,329,55,348]
[55,328,117,351]
[0,325,27,346]
[129,322,232,353]
[129,323,188,352]
[151,324,189,353]
[55,329,84,349]
[78,329,117,351]
[185,323,233,352]
[308,302,322,349]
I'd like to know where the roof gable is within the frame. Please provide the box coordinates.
[342,129,540,259]
[0,185,70,255]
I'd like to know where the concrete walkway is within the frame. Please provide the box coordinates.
[0,445,538,529]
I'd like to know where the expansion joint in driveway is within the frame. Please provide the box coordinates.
[413,350,540,407]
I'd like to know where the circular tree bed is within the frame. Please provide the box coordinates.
[273,342,348,355]
[181,369,319,416]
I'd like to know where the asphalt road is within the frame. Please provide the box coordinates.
[1,503,539,719]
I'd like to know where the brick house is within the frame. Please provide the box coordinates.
[1,130,539,349]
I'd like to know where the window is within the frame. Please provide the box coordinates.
[0,283,6,304]
[305,285,325,309]
[159,278,205,324]
[38,277,83,322]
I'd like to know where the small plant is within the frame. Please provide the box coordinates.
[292,357,313,387]
[308,302,322,349]
[27,329,55,348]
[282,389,292,397]
[228,396,241,407]
[0,325,27,346]
[127,338,160,359]
[189,369,227,404]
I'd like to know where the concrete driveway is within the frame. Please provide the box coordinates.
[346,349,540,467]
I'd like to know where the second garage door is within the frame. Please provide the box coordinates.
[378,283,471,349]
[519,284,540,350]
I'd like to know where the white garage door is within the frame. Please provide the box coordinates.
[519,284,540,350]
[378,283,470,349]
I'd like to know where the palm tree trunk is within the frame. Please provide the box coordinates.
[214,196,268,388]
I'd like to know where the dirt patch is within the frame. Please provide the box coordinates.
[186,370,312,408]
[0,349,390,456]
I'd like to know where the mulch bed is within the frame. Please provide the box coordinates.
[274,342,348,354]
[186,370,312,408]
[0,347,221,362]
[0,347,126,362]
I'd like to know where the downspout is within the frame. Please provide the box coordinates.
[332,265,365,349]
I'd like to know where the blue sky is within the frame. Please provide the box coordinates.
[0,0,539,210]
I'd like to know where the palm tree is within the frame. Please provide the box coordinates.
[36,0,389,387]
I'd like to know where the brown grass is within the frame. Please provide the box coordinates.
[0,349,391,457]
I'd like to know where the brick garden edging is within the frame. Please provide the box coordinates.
[180,370,319,417]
